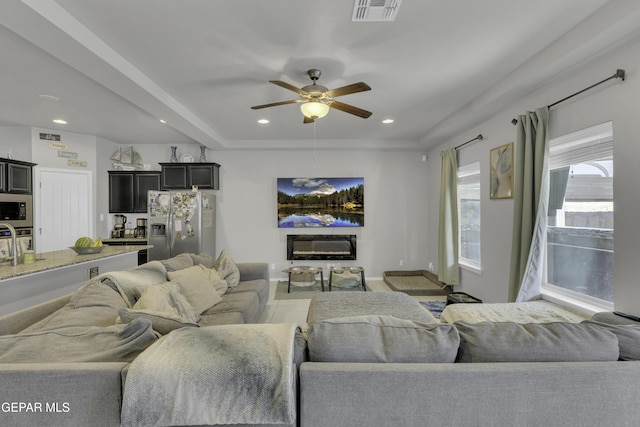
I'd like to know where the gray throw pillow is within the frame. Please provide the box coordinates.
[306,315,459,363]
[583,320,640,361]
[455,321,619,363]
[160,253,194,272]
[214,250,240,287]
[167,265,224,313]
[189,252,215,268]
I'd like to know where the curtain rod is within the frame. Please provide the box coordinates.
[455,134,484,150]
[511,69,626,125]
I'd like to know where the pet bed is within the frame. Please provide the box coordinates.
[383,270,451,296]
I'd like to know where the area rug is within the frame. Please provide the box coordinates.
[274,280,365,300]
[420,300,446,319]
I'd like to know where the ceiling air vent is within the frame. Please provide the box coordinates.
[352,0,403,22]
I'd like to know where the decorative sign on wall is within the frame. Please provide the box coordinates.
[57,151,78,159]
[39,133,61,141]
[67,159,87,168]
[47,141,68,150]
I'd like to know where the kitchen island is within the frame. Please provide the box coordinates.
[0,245,150,315]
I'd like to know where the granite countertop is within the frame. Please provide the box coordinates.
[0,245,151,281]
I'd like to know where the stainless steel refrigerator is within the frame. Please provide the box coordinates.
[147,190,215,261]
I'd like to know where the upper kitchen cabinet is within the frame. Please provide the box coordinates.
[159,163,220,190]
[0,158,36,194]
[109,171,160,213]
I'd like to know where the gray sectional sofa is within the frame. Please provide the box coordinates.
[3,259,640,427]
[299,293,640,427]
[0,251,275,427]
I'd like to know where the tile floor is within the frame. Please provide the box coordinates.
[257,279,447,327]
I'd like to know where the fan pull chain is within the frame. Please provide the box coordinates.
[313,121,317,163]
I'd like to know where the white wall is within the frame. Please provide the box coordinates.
[130,144,430,279]
[425,34,640,315]
[0,126,31,160]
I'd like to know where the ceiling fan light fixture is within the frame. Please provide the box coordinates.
[300,101,330,119]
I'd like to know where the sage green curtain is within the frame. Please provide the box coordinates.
[508,107,550,302]
[438,148,460,285]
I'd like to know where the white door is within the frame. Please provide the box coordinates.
[34,168,93,253]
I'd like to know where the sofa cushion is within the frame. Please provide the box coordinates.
[71,278,128,310]
[455,321,620,363]
[160,253,194,272]
[584,320,640,361]
[199,311,245,326]
[225,279,268,307]
[118,308,199,335]
[167,265,224,312]
[306,315,459,363]
[20,280,127,333]
[214,250,240,287]
[202,291,260,323]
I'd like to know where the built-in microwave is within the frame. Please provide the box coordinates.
[0,193,33,228]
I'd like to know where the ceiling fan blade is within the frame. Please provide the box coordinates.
[250,99,300,110]
[329,100,372,118]
[269,80,309,96]
[303,116,315,124]
[326,82,371,98]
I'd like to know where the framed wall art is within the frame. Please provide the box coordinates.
[490,142,514,199]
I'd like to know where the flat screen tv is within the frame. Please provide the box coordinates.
[277,177,364,227]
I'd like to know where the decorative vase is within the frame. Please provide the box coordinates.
[199,145,207,162]
[170,146,178,163]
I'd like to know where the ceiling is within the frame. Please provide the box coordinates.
[1,0,639,151]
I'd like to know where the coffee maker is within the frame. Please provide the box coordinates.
[135,218,147,238]
[111,214,126,238]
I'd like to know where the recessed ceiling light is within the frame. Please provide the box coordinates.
[52,119,67,124]
[382,118,394,124]
[258,119,269,124]
[159,119,166,123]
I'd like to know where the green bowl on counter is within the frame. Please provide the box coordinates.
[69,246,105,255]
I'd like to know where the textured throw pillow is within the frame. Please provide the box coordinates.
[167,265,223,313]
[455,321,620,363]
[306,315,459,363]
[133,281,200,323]
[214,250,240,287]
[207,267,229,296]
[584,320,640,361]
[160,253,194,272]
[189,252,215,268]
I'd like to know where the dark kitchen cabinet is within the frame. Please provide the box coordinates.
[159,163,220,190]
[109,171,160,213]
[0,158,36,194]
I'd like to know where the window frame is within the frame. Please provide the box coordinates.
[541,121,614,313]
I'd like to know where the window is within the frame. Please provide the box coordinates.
[544,122,613,305]
[458,162,481,270]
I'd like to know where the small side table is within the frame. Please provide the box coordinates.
[328,266,366,291]
[282,266,324,293]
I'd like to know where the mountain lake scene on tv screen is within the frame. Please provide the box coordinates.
[277,177,364,227]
